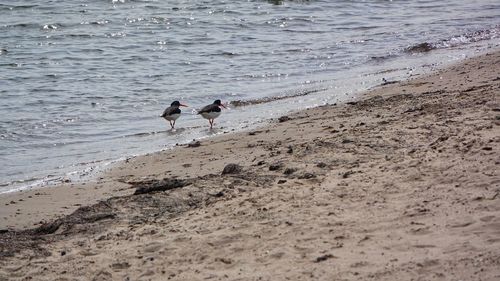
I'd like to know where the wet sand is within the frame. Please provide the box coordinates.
[1,50,499,280]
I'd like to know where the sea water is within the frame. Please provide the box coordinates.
[0,0,499,193]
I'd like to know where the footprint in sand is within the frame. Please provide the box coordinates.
[143,242,164,253]
[92,270,112,281]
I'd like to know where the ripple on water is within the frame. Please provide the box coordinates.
[0,0,498,192]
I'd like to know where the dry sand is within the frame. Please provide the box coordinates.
[0,50,499,281]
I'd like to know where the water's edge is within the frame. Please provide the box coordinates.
[2,39,498,195]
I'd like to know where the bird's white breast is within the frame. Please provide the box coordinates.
[200,111,221,120]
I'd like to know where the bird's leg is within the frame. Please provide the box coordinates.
[172,120,176,129]
[209,119,213,129]
[169,120,173,129]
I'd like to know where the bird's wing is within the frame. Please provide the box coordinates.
[162,106,180,117]
[197,104,216,114]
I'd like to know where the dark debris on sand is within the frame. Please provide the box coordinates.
[133,178,191,195]
[0,170,280,258]
[221,163,243,175]
[187,140,201,148]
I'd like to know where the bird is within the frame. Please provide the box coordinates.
[197,99,226,129]
[161,101,188,129]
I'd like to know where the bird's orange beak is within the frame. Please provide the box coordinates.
[220,103,227,109]
[180,104,188,107]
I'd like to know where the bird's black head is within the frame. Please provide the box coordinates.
[171,101,181,106]
[213,99,222,105]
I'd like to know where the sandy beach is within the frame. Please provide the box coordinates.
[1,50,499,280]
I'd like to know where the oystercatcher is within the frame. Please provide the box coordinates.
[161,101,188,129]
[198,99,226,129]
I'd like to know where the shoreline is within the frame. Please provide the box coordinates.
[2,40,496,196]
[0,48,498,230]
[1,49,499,280]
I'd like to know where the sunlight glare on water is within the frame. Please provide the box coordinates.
[0,0,499,192]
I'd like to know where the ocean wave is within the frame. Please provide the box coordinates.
[229,88,327,107]
[368,54,398,62]
[406,26,500,53]
[2,23,39,29]
[0,4,38,10]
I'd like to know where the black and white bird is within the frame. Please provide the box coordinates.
[197,99,226,129]
[161,101,187,129]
